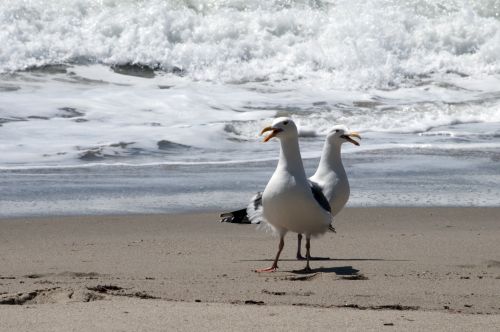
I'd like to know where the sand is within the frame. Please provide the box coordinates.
[1,207,499,331]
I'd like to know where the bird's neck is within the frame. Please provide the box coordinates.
[278,138,307,179]
[314,141,346,178]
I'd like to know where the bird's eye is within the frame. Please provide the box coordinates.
[283,121,289,125]
[335,129,339,133]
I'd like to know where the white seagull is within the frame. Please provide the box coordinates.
[296,126,360,259]
[250,117,332,272]
[220,124,360,262]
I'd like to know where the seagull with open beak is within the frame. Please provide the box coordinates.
[249,117,333,272]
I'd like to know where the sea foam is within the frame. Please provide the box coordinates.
[1,0,500,168]
[1,0,500,89]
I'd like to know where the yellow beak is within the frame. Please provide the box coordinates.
[260,126,283,142]
[344,131,361,146]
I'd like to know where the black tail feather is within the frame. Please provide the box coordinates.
[219,208,251,224]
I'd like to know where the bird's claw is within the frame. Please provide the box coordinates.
[255,266,278,273]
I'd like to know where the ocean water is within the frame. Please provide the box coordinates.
[1,0,499,217]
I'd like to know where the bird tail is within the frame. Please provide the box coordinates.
[219,192,264,225]
[247,192,282,235]
[246,192,263,225]
[219,208,250,224]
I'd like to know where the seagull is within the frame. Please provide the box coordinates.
[249,117,332,272]
[219,124,361,261]
[296,126,360,259]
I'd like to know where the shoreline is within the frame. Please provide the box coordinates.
[2,149,499,218]
[1,207,499,330]
[1,205,498,220]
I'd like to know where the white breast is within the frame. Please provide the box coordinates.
[262,170,331,236]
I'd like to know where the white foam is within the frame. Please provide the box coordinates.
[1,0,500,89]
[1,1,500,167]
[1,63,500,167]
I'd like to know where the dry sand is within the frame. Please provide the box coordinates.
[1,207,499,331]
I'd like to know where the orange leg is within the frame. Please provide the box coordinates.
[255,235,284,273]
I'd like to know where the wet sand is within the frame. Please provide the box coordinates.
[1,208,499,330]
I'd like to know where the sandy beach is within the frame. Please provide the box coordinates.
[1,207,499,330]
[2,1,500,331]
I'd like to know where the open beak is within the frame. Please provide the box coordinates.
[260,126,283,142]
[341,131,361,146]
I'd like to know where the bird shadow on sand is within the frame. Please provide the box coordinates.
[275,266,365,280]
[287,266,360,275]
[239,257,409,263]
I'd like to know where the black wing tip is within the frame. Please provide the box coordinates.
[219,213,231,223]
[219,213,235,223]
[220,192,262,224]
[218,208,251,224]
[308,180,331,214]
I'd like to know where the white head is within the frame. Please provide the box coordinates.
[326,125,361,146]
[260,117,298,142]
